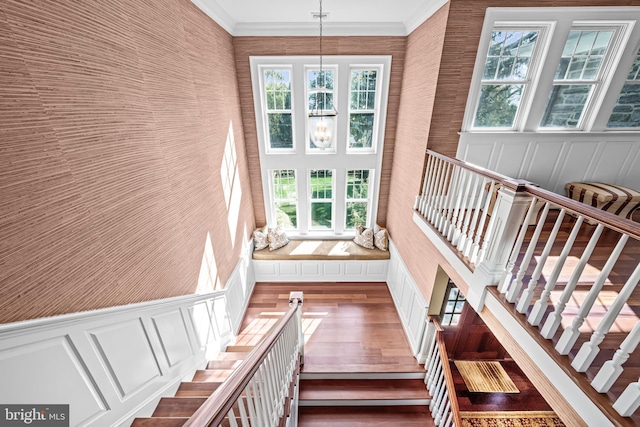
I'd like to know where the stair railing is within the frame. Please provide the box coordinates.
[416,149,640,419]
[184,291,304,427]
[423,316,462,427]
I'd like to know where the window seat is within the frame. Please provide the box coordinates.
[252,239,390,282]
[252,239,390,261]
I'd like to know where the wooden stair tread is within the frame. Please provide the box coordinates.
[301,363,424,374]
[299,406,435,426]
[300,379,429,401]
[215,351,249,361]
[192,369,234,382]
[225,345,254,352]
[152,397,208,417]
[206,359,243,369]
[131,417,188,427]
[176,381,222,397]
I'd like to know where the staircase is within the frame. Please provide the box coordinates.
[131,346,251,426]
[298,373,434,426]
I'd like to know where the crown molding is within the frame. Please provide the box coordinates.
[404,0,449,35]
[191,0,236,34]
[233,21,408,37]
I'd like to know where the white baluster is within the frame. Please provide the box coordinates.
[227,407,239,427]
[435,390,449,425]
[614,378,640,416]
[428,354,443,390]
[528,215,583,326]
[516,208,566,313]
[245,379,260,427]
[420,155,437,215]
[419,319,437,364]
[427,158,444,219]
[469,180,496,264]
[430,369,446,412]
[443,167,463,236]
[572,260,640,372]
[438,165,460,237]
[457,173,481,252]
[591,321,640,392]
[541,223,604,339]
[434,163,452,226]
[451,169,474,246]
[419,154,435,211]
[462,177,489,258]
[497,197,538,294]
[505,203,551,303]
[237,394,251,426]
[443,410,453,427]
[556,234,630,355]
[425,336,439,386]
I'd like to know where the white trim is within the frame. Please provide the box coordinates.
[404,0,449,35]
[190,0,236,34]
[0,244,256,426]
[233,22,407,37]
[252,258,389,282]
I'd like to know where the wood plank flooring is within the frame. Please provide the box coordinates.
[239,282,424,374]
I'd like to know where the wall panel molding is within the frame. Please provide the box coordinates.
[458,133,640,195]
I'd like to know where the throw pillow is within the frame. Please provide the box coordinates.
[268,226,290,251]
[373,224,388,251]
[353,226,374,249]
[253,226,269,251]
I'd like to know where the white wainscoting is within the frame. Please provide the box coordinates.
[0,245,256,427]
[386,239,429,356]
[252,259,389,282]
[457,132,640,195]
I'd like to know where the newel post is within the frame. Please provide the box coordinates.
[467,181,533,311]
[289,291,304,365]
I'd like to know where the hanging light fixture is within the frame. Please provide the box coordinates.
[309,0,337,150]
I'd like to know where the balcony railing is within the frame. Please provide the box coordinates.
[415,150,640,422]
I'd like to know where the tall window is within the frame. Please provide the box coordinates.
[345,170,371,229]
[541,29,614,128]
[251,56,391,236]
[473,29,539,129]
[272,170,298,230]
[349,70,378,149]
[464,9,638,133]
[607,49,640,128]
[264,69,293,151]
[309,170,334,230]
[307,68,337,152]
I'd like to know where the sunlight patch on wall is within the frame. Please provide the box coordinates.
[221,122,242,247]
[197,232,221,293]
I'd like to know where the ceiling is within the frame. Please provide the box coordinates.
[191,0,449,36]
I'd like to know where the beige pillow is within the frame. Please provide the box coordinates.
[373,224,388,251]
[253,227,269,250]
[353,226,374,249]
[268,226,290,251]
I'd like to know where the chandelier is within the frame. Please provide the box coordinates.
[308,0,337,150]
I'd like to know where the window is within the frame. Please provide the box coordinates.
[349,70,378,149]
[345,170,371,229]
[541,29,614,128]
[441,280,465,326]
[251,56,391,236]
[464,8,639,132]
[607,49,640,128]
[309,170,334,230]
[307,68,337,152]
[263,69,294,151]
[473,29,540,129]
[272,170,298,229]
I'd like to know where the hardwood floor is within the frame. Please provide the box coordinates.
[239,282,424,374]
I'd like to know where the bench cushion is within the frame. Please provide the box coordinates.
[565,182,640,220]
[252,239,390,261]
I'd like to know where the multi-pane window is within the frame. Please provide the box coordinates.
[272,170,298,229]
[349,70,378,149]
[309,170,334,230]
[541,29,614,128]
[473,30,539,129]
[264,69,293,150]
[607,49,640,128]
[345,170,370,229]
[441,281,466,326]
[307,68,336,151]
